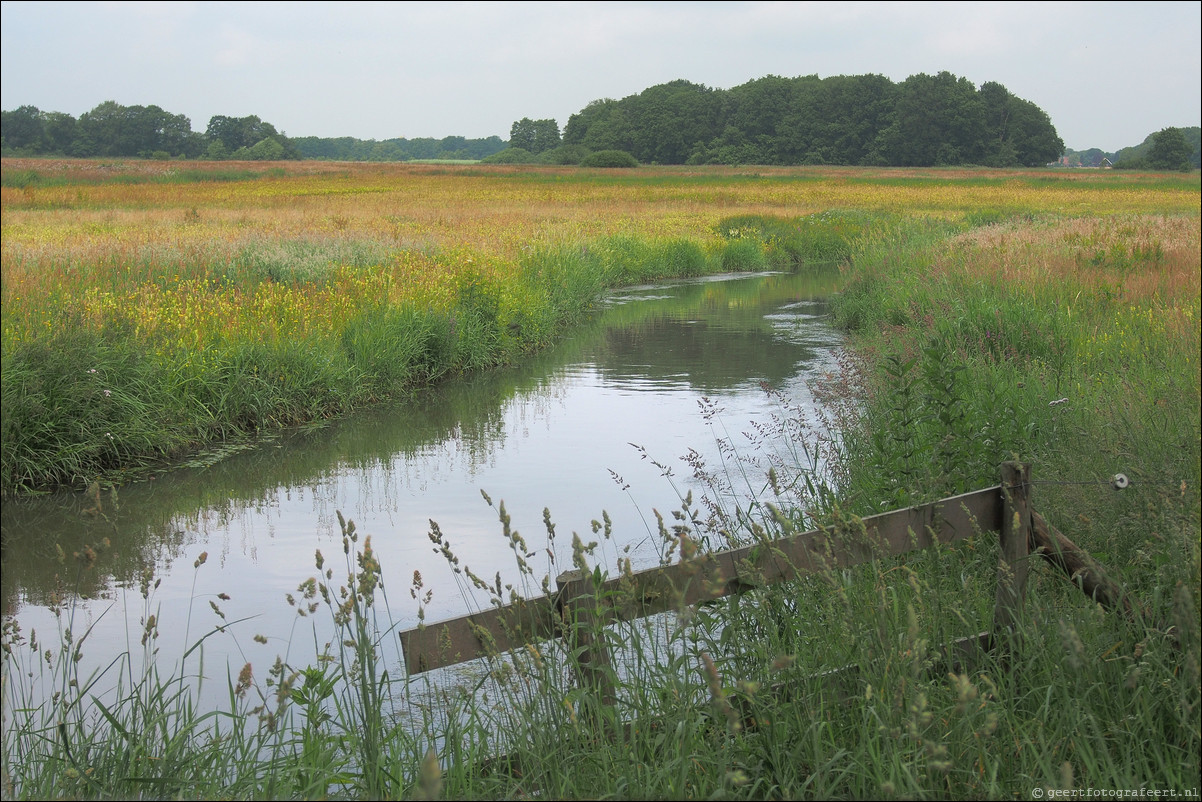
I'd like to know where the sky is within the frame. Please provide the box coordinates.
[2,1,1199,153]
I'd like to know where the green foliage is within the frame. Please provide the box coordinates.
[578,149,639,168]
[535,143,591,165]
[854,341,1024,507]
[509,117,561,154]
[1,105,46,150]
[717,211,876,267]
[1115,126,1201,170]
[564,72,1062,167]
[578,235,718,284]
[480,147,535,164]
[1147,127,1195,171]
[0,168,42,188]
[205,114,300,159]
[0,103,305,160]
[232,136,287,161]
[718,237,768,272]
[292,134,506,162]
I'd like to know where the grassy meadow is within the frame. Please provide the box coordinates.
[1,158,1199,799]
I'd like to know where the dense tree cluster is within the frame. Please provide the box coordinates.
[508,118,561,154]
[6,73,1196,169]
[291,134,506,161]
[1,102,301,160]
[1113,127,1201,171]
[562,72,1065,167]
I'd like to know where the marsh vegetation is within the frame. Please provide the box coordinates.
[1,160,1198,799]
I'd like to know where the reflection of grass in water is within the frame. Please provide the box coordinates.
[2,227,838,495]
[4,168,1198,797]
[0,266,842,622]
[6,353,1197,797]
[8,162,1194,497]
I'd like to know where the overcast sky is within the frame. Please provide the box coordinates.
[2,1,1199,153]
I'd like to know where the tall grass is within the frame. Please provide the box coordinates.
[2,231,798,493]
[3,161,1199,798]
[5,406,1196,798]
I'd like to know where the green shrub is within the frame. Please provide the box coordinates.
[717,211,876,268]
[719,237,768,272]
[480,147,535,164]
[579,150,639,168]
[536,144,591,165]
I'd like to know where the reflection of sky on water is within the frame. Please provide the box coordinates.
[3,270,844,715]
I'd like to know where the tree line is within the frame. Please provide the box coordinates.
[1063,127,1200,170]
[0,99,512,162]
[290,135,507,162]
[0,101,305,160]
[6,72,1196,169]
[555,72,1064,167]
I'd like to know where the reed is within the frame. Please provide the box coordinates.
[2,159,1199,798]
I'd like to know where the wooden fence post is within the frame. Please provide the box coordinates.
[993,461,1032,639]
[556,569,617,707]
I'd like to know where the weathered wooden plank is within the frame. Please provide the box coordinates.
[400,486,1003,674]
[586,485,1003,621]
[994,462,1032,635]
[399,596,560,675]
[1031,510,1141,619]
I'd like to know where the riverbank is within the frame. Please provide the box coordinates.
[1,160,884,496]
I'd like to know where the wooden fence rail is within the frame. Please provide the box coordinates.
[398,463,1059,682]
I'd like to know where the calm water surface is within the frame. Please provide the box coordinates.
[1,269,845,710]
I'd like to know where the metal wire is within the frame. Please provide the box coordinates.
[1030,473,1129,491]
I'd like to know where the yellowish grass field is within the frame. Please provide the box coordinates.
[1,158,1197,493]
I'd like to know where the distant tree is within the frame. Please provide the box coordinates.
[76,101,125,155]
[1,105,45,150]
[233,137,287,160]
[979,82,1063,166]
[561,71,1058,168]
[367,141,408,161]
[780,73,894,165]
[563,99,632,153]
[204,139,230,160]
[460,136,506,160]
[205,115,300,159]
[624,80,720,164]
[706,74,803,163]
[872,71,985,166]
[74,101,198,157]
[42,111,78,154]
[1147,127,1193,171]
[509,118,560,154]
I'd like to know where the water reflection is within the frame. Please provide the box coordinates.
[1,268,844,707]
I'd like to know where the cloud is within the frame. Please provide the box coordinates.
[2,0,1198,151]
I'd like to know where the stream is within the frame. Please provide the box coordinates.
[1,268,846,715]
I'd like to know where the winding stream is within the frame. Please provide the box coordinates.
[1,268,845,712]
